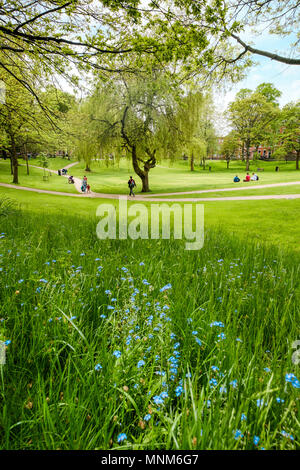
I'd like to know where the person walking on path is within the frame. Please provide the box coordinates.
[128,176,136,196]
[81,176,88,193]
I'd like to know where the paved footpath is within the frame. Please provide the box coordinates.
[1,181,300,202]
[141,181,300,198]
[22,161,84,193]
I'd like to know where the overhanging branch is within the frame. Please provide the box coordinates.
[231,33,300,65]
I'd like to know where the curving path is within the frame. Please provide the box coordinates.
[1,181,300,202]
[140,181,300,198]
[22,161,84,193]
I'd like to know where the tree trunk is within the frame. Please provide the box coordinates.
[190,152,194,171]
[130,145,153,193]
[141,171,150,192]
[10,134,19,184]
[241,144,245,161]
[25,145,29,175]
[121,107,154,193]
[203,157,206,170]
[226,159,230,169]
[296,151,300,170]
[246,144,250,171]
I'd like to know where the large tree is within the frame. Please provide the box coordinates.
[220,130,240,168]
[227,85,280,170]
[135,1,300,67]
[273,102,300,169]
[1,1,299,112]
[84,69,186,192]
[0,71,75,183]
[0,2,144,97]
[0,0,254,108]
[0,74,37,183]
[176,91,217,171]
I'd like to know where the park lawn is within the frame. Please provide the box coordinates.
[2,157,299,196]
[0,161,77,194]
[43,157,74,170]
[69,158,300,195]
[1,186,300,252]
[24,156,73,171]
[161,158,298,172]
[0,204,299,450]
[156,185,300,199]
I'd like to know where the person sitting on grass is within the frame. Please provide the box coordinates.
[233,175,240,182]
[243,172,251,182]
[251,172,259,181]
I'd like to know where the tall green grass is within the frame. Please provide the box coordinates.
[0,211,299,450]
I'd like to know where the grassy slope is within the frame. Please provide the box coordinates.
[159,185,300,198]
[1,186,300,252]
[67,159,300,194]
[0,210,299,450]
[0,161,77,194]
[1,158,300,196]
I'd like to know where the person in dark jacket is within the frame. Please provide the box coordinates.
[128,176,136,196]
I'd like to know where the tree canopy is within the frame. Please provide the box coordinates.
[227,84,280,170]
[273,101,300,169]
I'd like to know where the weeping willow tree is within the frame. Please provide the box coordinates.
[175,90,216,171]
[83,82,127,170]
[189,137,207,171]
[75,139,98,172]
[86,70,182,192]
[69,99,99,172]
[119,74,181,192]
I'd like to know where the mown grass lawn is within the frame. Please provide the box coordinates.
[158,185,300,198]
[0,161,77,194]
[1,186,300,251]
[66,158,300,195]
[1,158,300,196]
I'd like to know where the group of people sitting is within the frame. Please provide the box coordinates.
[58,168,68,176]
[81,175,91,193]
[234,172,259,183]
